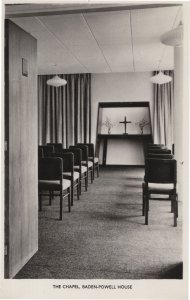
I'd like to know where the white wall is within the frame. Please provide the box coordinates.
[173,4,189,205]
[174,47,183,201]
[91,72,154,165]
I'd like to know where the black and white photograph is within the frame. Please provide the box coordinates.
[1,0,189,299]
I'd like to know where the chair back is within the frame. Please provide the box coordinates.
[148,143,165,147]
[47,143,62,153]
[86,143,95,157]
[148,148,171,154]
[39,145,54,157]
[38,147,44,159]
[52,152,74,172]
[145,158,177,184]
[38,157,62,181]
[77,143,94,158]
[146,153,174,159]
[68,147,82,166]
[74,145,88,162]
[148,146,164,150]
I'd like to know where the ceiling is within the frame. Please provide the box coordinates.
[5,3,182,75]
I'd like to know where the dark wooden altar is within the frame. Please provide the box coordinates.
[97,134,152,166]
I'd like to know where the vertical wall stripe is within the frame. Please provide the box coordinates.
[89,74,91,143]
[83,75,87,143]
[38,73,91,147]
[65,78,69,148]
[74,75,78,144]
[153,70,174,149]
[80,78,84,142]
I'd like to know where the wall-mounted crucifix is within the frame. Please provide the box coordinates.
[119,116,132,134]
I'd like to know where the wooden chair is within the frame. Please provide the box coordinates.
[142,154,174,204]
[147,148,172,155]
[142,158,178,227]
[146,145,167,156]
[147,153,174,159]
[69,146,88,192]
[47,143,63,153]
[148,143,165,147]
[38,145,54,157]
[52,151,80,206]
[76,144,93,183]
[77,143,99,179]
[148,147,166,151]
[38,157,71,220]
[38,147,44,159]
[66,147,83,195]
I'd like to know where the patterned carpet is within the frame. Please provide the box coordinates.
[15,166,183,279]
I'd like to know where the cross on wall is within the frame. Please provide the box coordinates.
[119,116,132,134]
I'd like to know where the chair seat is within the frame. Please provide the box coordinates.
[74,165,87,173]
[39,179,71,190]
[63,171,80,181]
[89,157,99,163]
[143,182,176,194]
[82,161,93,168]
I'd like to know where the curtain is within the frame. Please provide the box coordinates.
[153,70,174,150]
[38,73,91,147]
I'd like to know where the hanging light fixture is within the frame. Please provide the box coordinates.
[150,9,182,84]
[150,41,172,85]
[160,21,183,47]
[47,75,67,87]
[150,71,172,85]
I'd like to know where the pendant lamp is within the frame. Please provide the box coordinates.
[150,71,172,85]
[160,22,183,47]
[47,75,67,87]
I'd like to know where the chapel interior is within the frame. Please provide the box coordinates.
[4,2,188,282]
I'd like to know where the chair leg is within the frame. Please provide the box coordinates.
[60,189,63,220]
[142,194,145,216]
[68,187,71,213]
[174,199,177,227]
[91,169,93,183]
[171,195,177,227]
[145,195,149,225]
[142,184,145,216]
[97,164,99,177]
[79,174,82,195]
[71,179,74,206]
[39,194,42,211]
[176,194,178,218]
[171,200,174,213]
[77,181,80,200]
[85,172,88,191]
[49,191,52,206]
[93,162,95,180]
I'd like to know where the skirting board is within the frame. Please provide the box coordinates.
[99,165,145,168]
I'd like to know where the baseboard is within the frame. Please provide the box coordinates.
[99,164,145,168]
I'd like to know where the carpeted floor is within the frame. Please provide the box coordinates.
[15,166,182,279]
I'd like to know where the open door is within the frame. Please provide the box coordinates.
[4,20,38,278]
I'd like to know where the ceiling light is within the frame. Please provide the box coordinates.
[150,71,172,85]
[160,22,183,47]
[46,75,67,87]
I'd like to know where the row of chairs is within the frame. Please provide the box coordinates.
[143,143,178,227]
[38,143,99,220]
[38,141,178,226]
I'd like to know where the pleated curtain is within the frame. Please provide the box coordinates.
[153,70,174,150]
[38,73,91,148]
